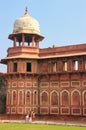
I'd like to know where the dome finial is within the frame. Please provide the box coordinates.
[25,7,28,15]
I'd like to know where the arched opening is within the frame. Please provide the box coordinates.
[41,91,48,105]
[51,91,58,106]
[61,91,69,106]
[71,90,81,106]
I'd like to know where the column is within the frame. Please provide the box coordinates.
[32,36,35,47]
[36,41,40,48]
[14,37,17,47]
[22,34,25,46]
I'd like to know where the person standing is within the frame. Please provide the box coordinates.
[25,113,29,123]
[32,111,35,120]
[29,111,32,123]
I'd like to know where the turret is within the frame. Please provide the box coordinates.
[9,7,44,48]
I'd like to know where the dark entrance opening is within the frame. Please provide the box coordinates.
[27,63,31,72]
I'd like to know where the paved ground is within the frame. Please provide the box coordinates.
[0,119,86,127]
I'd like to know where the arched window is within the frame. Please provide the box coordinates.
[71,91,80,106]
[51,91,58,106]
[61,91,69,106]
[18,91,24,105]
[12,91,17,105]
[25,91,31,105]
[7,91,11,105]
[83,91,86,106]
[41,91,48,105]
[33,91,38,105]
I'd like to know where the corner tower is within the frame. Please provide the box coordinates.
[1,8,44,115]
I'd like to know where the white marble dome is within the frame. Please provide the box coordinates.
[13,9,40,35]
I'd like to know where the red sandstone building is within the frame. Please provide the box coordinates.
[1,8,86,116]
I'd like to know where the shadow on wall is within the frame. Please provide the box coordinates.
[0,73,6,114]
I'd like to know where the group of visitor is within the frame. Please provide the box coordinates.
[25,111,35,123]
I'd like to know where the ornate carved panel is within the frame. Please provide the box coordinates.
[50,82,59,87]
[60,81,70,87]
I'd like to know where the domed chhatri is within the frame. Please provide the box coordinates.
[13,8,40,35]
[8,8,44,46]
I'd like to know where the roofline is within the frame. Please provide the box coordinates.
[1,52,86,62]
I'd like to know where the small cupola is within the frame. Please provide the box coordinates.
[8,8,44,48]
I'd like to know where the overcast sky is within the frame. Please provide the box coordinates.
[0,0,86,72]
